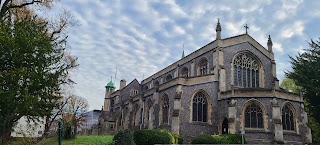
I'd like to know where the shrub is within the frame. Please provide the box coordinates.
[133,129,172,145]
[219,134,243,144]
[173,134,183,144]
[191,134,243,144]
[112,129,135,145]
[159,129,175,144]
[191,134,218,144]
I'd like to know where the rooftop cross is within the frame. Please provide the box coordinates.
[244,24,249,34]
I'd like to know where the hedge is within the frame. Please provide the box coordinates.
[191,134,243,144]
[133,129,174,145]
[112,129,135,145]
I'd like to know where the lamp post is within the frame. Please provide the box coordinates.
[241,130,245,145]
[58,121,62,145]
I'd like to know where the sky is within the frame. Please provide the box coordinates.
[45,0,320,110]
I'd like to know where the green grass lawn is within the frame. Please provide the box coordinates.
[37,135,113,145]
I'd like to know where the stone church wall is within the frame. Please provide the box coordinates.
[179,81,218,139]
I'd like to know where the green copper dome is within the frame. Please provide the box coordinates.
[106,80,115,88]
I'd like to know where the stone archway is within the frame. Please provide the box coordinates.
[222,118,228,134]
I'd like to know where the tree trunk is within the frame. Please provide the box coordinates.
[0,119,14,144]
[73,118,77,137]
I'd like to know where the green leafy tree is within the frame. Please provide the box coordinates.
[285,39,320,143]
[279,78,301,93]
[0,15,77,140]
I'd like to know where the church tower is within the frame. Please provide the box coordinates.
[104,79,115,111]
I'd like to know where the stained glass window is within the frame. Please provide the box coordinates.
[192,92,207,122]
[233,53,260,88]
[282,104,295,130]
[245,102,263,128]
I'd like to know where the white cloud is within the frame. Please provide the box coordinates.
[280,21,304,38]
[273,42,284,52]
[275,0,303,20]
[42,0,320,110]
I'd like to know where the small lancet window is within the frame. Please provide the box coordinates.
[110,98,115,112]
[233,53,260,88]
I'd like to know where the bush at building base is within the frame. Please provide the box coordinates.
[112,129,135,145]
[133,129,174,145]
[191,134,243,144]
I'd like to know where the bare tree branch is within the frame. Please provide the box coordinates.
[9,0,41,9]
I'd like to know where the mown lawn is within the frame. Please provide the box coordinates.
[38,135,113,145]
[4,136,113,145]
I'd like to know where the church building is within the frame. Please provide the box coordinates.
[99,20,312,144]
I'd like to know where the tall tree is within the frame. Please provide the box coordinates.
[286,38,320,142]
[0,15,77,140]
[62,95,89,136]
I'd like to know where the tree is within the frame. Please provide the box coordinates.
[0,15,77,140]
[62,95,89,137]
[279,78,301,93]
[285,38,320,143]
[0,0,56,20]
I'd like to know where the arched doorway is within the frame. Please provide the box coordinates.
[222,118,228,134]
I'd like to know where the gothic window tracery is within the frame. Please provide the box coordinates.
[233,53,260,88]
[162,94,170,124]
[181,67,189,77]
[199,58,208,75]
[282,104,295,131]
[192,92,207,122]
[245,102,263,128]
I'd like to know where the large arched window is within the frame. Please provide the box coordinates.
[282,104,295,130]
[192,92,207,122]
[199,58,208,75]
[181,67,189,77]
[233,53,260,88]
[245,102,263,128]
[162,94,170,124]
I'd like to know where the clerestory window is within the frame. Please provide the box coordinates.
[181,67,189,77]
[199,58,208,75]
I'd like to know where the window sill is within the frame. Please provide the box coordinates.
[159,124,171,127]
[283,130,299,135]
[244,128,267,133]
[190,121,211,126]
